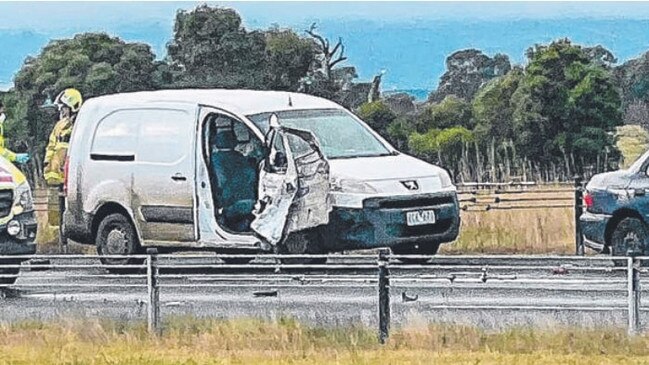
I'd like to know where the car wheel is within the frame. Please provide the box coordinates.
[610,217,649,257]
[0,259,20,286]
[279,230,326,266]
[392,242,441,264]
[96,213,143,273]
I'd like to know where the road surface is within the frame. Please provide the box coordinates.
[0,255,643,331]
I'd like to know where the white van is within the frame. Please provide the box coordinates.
[63,90,460,263]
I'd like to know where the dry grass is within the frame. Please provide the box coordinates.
[442,207,575,255]
[616,125,649,169]
[0,318,648,364]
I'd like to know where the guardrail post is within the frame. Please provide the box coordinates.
[147,248,160,335]
[628,257,641,335]
[378,248,390,344]
[574,175,584,256]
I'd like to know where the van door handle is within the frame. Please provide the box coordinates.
[171,173,187,182]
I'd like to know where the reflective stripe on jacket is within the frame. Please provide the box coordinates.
[43,117,73,186]
[0,124,17,162]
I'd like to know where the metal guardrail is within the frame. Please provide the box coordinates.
[1,250,646,342]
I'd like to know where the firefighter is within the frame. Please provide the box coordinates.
[0,101,30,164]
[43,88,82,234]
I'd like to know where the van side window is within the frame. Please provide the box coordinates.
[91,111,138,157]
[137,110,191,164]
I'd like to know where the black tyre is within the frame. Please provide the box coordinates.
[96,213,143,273]
[0,259,20,286]
[392,242,441,264]
[279,230,326,266]
[610,217,649,257]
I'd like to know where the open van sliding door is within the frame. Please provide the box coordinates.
[251,125,332,247]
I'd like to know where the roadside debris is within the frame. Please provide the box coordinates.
[401,291,418,302]
[253,290,278,297]
[552,266,569,275]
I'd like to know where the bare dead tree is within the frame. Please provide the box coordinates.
[305,23,348,80]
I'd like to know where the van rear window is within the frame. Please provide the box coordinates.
[91,109,191,163]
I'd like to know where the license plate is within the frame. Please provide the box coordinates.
[406,210,436,226]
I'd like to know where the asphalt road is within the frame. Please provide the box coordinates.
[0,255,644,331]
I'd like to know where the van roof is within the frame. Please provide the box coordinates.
[83,89,342,116]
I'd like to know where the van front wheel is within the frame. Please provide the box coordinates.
[392,242,441,264]
[96,213,143,272]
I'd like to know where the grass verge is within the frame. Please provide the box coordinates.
[0,317,648,364]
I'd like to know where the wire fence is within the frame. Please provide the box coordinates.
[1,251,645,342]
[457,178,586,255]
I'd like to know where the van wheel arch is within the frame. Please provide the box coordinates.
[605,209,645,251]
[92,203,138,244]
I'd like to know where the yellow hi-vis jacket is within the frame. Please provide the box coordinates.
[0,124,17,163]
[43,117,73,186]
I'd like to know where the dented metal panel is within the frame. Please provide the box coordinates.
[251,126,331,246]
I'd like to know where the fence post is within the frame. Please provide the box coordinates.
[628,257,641,335]
[574,175,584,256]
[147,248,160,335]
[378,248,391,344]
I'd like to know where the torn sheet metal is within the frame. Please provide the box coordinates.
[251,127,332,246]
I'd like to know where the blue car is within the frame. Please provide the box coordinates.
[580,150,649,256]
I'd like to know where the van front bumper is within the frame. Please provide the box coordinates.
[324,192,460,250]
[579,211,611,252]
[0,211,37,255]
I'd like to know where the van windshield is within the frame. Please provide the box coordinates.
[247,109,393,159]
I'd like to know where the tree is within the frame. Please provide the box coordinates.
[11,33,157,184]
[472,67,523,143]
[511,39,622,175]
[356,101,396,135]
[418,95,473,131]
[305,23,347,81]
[167,5,318,91]
[408,127,474,178]
[264,27,316,91]
[428,49,511,102]
[167,5,267,88]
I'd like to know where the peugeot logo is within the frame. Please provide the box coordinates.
[401,180,419,191]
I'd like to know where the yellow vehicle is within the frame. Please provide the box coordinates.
[0,156,37,285]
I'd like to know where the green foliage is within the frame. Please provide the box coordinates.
[167,5,315,90]
[418,95,473,131]
[472,68,523,142]
[409,127,473,155]
[356,101,396,135]
[10,33,158,184]
[265,27,315,90]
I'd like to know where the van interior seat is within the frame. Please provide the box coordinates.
[210,128,258,232]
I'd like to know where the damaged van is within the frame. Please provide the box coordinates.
[63,90,460,264]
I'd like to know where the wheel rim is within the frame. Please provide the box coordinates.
[105,227,129,255]
[623,231,643,256]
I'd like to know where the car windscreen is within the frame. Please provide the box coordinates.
[247,109,392,159]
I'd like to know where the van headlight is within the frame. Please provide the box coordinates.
[330,178,378,194]
[439,170,454,188]
[14,182,34,212]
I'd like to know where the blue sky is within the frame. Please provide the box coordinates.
[2,2,649,93]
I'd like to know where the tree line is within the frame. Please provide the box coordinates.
[1,4,645,185]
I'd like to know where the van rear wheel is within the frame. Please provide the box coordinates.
[96,213,143,273]
[279,230,326,266]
